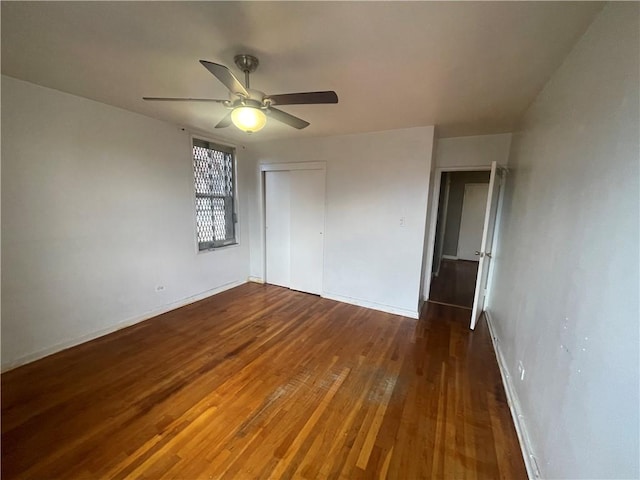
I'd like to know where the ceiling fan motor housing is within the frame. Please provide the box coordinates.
[229,95,266,110]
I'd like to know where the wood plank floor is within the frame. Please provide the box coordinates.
[429,259,479,308]
[2,283,526,479]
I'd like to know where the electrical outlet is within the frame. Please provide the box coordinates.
[518,361,525,381]
[399,216,406,227]
[155,285,165,292]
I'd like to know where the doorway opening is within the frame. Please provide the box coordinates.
[429,170,490,308]
[422,162,504,329]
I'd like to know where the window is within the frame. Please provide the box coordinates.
[192,138,237,250]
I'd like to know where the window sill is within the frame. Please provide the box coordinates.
[197,242,240,254]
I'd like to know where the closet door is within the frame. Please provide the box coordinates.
[265,171,291,288]
[289,169,325,295]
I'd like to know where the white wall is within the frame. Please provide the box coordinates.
[1,76,251,370]
[246,127,434,318]
[435,133,512,168]
[488,4,639,479]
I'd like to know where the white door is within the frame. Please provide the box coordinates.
[470,162,503,329]
[457,183,490,261]
[265,171,291,288]
[289,169,325,294]
[264,167,326,295]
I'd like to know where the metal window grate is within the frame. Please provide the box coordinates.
[193,139,236,250]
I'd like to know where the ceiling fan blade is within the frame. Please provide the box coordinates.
[268,107,310,129]
[266,91,338,106]
[215,112,233,129]
[200,60,249,97]
[143,97,227,103]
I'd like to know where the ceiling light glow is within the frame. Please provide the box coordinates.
[231,106,266,133]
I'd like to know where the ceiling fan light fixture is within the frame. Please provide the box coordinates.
[231,106,266,133]
[145,55,337,131]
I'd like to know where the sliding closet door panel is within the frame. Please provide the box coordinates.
[289,169,325,295]
[265,171,291,288]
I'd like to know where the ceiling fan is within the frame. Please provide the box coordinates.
[143,54,338,133]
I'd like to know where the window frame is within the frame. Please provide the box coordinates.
[190,135,239,252]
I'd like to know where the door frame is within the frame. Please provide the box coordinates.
[422,165,491,301]
[432,172,451,276]
[259,162,327,286]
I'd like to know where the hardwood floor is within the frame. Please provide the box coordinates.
[429,259,479,308]
[2,283,526,479]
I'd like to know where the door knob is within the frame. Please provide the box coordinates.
[486,252,492,258]
[475,251,484,258]
[475,251,480,255]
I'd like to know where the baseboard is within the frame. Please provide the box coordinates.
[248,276,265,284]
[321,292,419,319]
[484,310,540,479]
[441,255,459,260]
[1,279,247,373]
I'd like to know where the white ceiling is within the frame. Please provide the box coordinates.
[1,1,604,143]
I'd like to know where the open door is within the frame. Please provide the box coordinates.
[470,161,503,329]
[457,183,490,261]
